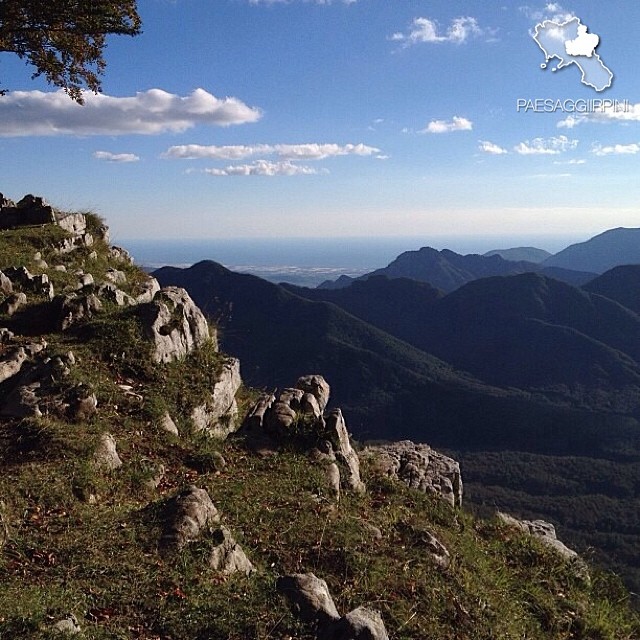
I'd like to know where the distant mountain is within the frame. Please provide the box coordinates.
[288,272,640,412]
[484,247,552,263]
[318,246,595,292]
[543,228,640,274]
[155,261,640,456]
[583,265,640,315]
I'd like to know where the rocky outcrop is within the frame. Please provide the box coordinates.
[0,292,27,316]
[162,486,220,550]
[0,345,28,383]
[242,375,365,495]
[497,512,589,580]
[361,440,463,508]
[324,409,365,494]
[209,526,255,575]
[296,374,331,413]
[161,486,254,576]
[277,573,389,640]
[0,194,56,228]
[191,358,241,438]
[0,351,93,420]
[3,266,54,299]
[94,433,122,471]
[0,270,12,295]
[139,287,212,364]
[55,292,103,330]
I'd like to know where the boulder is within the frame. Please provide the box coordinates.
[296,375,330,413]
[0,292,27,316]
[109,245,134,264]
[54,211,87,235]
[209,526,255,575]
[134,277,161,304]
[139,287,211,363]
[94,433,122,471]
[0,194,56,228]
[325,409,365,494]
[162,486,220,550]
[3,267,54,299]
[159,412,180,436]
[361,440,463,508]
[191,358,242,438]
[0,353,74,418]
[50,614,82,635]
[56,293,103,330]
[0,270,12,295]
[278,574,389,640]
[322,607,389,640]
[277,573,340,625]
[95,282,133,307]
[104,268,127,285]
[497,512,589,580]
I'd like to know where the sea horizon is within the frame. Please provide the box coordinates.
[120,233,585,287]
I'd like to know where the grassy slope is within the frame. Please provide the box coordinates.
[1,222,639,638]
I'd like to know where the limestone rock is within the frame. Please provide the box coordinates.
[0,353,74,419]
[0,292,27,316]
[54,211,87,235]
[497,512,589,580]
[3,266,54,299]
[0,327,14,343]
[134,277,161,304]
[68,384,98,422]
[140,287,211,364]
[277,573,340,625]
[243,393,275,432]
[296,374,330,413]
[322,607,389,640]
[209,526,255,575]
[109,245,134,264]
[96,282,134,307]
[325,409,365,494]
[162,485,220,550]
[50,614,81,635]
[94,433,122,471]
[56,292,103,330]
[105,268,127,285]
[0,270,12,295]
[279,574,389,640]
[191,358,241,438]
[361,440,463,508]
[0,194,56,228]
[160,412,179,436]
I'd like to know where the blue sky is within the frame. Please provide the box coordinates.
[1,1,638,244]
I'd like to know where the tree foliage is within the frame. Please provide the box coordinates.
[0,0,141,102]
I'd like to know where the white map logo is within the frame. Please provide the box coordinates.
[533,17,613,92]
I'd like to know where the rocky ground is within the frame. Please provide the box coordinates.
[0,193,638,639]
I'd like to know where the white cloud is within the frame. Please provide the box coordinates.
[391,16,485,46]
[592,143,640,156]
[202,160,321,176]
[513,135,578,155]
[0,88,261,137]
[554,158,586,165]
[558,102,640,129]
[93,151,140,163]
[163,142,380,160]
[479,140,508,155]
[421,116,473,134]
[521,3,575,24]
